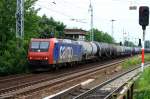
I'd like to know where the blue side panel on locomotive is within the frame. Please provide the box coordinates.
[53,42,83,64]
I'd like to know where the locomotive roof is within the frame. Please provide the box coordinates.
[31,39,50,42]
[31,38,54,42]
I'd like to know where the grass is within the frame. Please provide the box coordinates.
[122,54,150,69]
[120,54,150,98]
[134,67,150,99]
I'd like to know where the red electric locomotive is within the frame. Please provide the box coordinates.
[28,38,83,71]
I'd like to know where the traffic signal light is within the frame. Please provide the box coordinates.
[139,6,149,28]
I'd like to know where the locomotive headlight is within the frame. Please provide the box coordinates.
[45,57,48,60]
[43,57,48,60]
[29,57,32,60]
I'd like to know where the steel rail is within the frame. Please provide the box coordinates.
[0,59,125,98]
[103,75,138,99]
[0,59,124,94]
[0,74,34,84]
[73,63,150,99]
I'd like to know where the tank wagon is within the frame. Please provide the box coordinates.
[28,38,144,70]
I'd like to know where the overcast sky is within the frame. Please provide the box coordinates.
[34,0,150,44]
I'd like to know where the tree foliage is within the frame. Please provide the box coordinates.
[86,28,114,43]
[38,15,66,38]
[0,0,114,75]
[124,40,136,47]
[0,0,66,75]
[145,40,150,48]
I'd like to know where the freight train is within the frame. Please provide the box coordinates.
[27,38,145,71]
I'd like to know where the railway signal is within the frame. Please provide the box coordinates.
[139,6,149,72]
[139,6,149,29]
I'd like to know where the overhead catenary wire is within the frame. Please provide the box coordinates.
[50,0,87,11]
[38,1,86,15]
[35,3,87,24]
[38,0,89,17]
[36,3,72,18]
[37,0,88,16]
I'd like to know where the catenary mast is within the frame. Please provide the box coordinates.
[16,0,24,39]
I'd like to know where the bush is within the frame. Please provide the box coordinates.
[134,90,150,99]
[122,54,150,69]
[0,40,29,76]
[122,55,141,69]
[134,67,150,98]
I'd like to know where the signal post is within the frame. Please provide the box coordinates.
[139,6,149,72]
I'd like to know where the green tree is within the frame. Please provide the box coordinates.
[38,15,66,38]
[124,40,136,47]
[0,0,67,75]
[0,0,39,75]
[0,0,16,50]
[86,28,114,43]
[145,40,150,48]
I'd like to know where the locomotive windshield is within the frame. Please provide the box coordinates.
[30,41,49,52]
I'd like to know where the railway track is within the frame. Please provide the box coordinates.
[0,74,33,83]
[0,58,126,99]
[73,66,141,99]
[47,63,150,99]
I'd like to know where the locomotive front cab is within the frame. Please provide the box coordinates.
[28,38,56,71]
[28,39,50,65]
